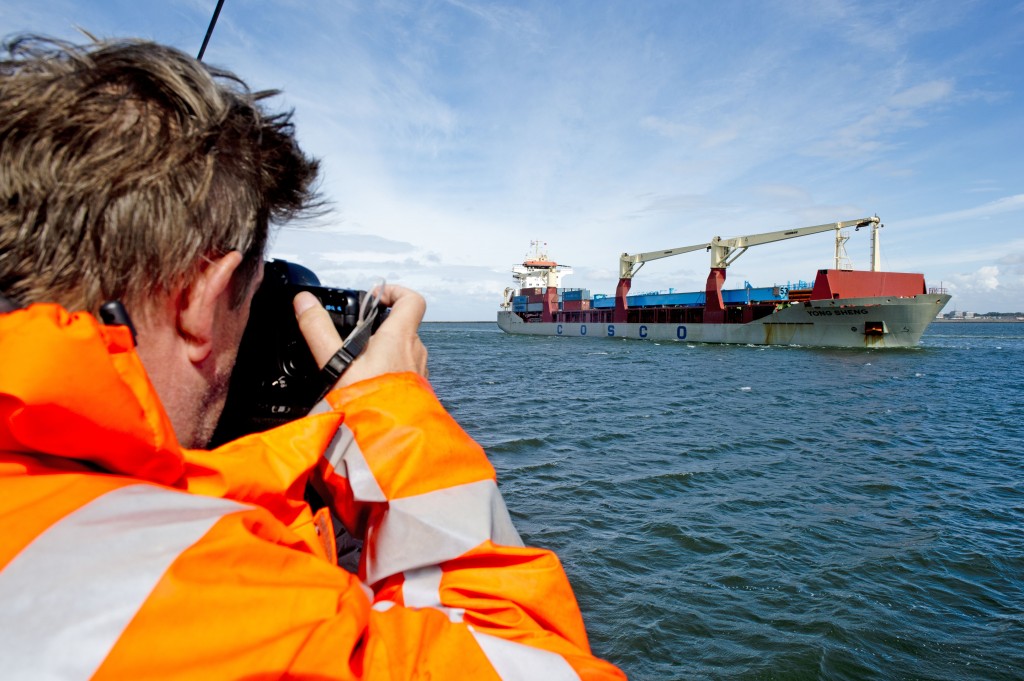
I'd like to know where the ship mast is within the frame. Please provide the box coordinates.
[834,228,852,270]
[856,218,883,272]
[871,220,882,272]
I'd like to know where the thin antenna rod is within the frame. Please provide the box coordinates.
[197,0,227,61]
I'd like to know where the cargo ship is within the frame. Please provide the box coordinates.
[497,217,951,348]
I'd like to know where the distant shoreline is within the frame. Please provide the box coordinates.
[933,318,1024,323]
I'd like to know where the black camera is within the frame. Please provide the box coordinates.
[210,259,387,446]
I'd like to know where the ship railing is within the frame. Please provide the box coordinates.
[928,286,948,295]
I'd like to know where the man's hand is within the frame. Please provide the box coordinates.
[293,285,428,389]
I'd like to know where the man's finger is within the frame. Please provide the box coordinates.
[373,285,426,332]
[293,291,342,368]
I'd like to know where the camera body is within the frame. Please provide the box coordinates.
[211,259,386,445]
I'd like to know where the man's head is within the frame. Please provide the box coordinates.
[0,35,318,316]
[0,36,320,447]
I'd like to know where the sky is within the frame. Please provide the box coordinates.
[3,0,1023,319]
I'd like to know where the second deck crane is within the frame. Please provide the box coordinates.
[613,217,880,323]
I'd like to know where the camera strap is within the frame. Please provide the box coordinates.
[314,326,370,403]
[314,288,382,403]
[321,344,359,384]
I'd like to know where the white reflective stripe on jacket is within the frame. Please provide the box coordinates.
[0,485,243,679]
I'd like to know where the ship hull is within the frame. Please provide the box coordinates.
[497,293,951,348]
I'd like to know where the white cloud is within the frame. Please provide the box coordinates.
[948,265,1000,292]
[809,80,956,157]
[753,184,814,204]
[889,80,954,108]
[900,195,1024,228]
[639,115,688,139]
[442,0,541,39]
[942,262,1024,313]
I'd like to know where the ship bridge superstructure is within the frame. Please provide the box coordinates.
[501,240,574,317]
[511,240,573,289]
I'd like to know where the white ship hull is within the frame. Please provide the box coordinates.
[497,293,951,349]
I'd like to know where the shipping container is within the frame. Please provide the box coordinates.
[721,287,786,303]
[562,299,591,311]
[562,288,591,302]
[590,286,786,309]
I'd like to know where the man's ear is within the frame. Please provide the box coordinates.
[177,251,244,363]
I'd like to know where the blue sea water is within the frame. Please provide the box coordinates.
[421,321,1024,680]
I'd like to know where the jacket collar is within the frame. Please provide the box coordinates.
[0,304,185,486]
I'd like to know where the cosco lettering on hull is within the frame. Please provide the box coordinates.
[556,323,687,339]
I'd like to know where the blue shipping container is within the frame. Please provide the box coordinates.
[562,289,591,302]
[722,287,786,303]
[589,286,784,309]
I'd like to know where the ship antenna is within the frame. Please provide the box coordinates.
[197,0,227,61]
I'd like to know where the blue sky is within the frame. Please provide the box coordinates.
[4,1,1022,319]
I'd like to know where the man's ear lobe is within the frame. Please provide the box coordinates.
[177,251,244,363]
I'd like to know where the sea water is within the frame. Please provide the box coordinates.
[421,322,1024,680]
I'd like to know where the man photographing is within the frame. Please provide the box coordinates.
[0,36,624,679]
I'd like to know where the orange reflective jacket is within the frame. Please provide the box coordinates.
[0,304,625,680]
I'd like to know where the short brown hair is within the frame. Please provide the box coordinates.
[0,36,319,314]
